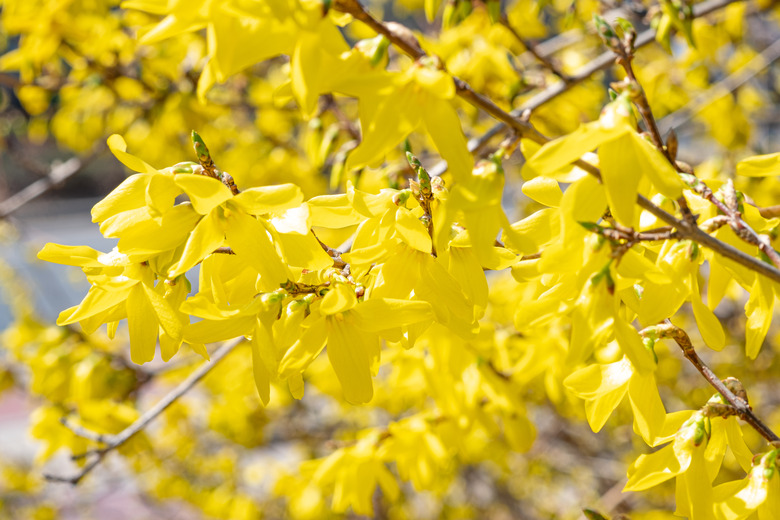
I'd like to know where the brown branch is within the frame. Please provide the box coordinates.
[0,73,22,88]
[480,0,571,82]
[44,338,244,485]
[311,230,348,270]
[332,0,780,285]
[645,322,780,444]
[428,0,741,175]
[607,27,780,271]
[319,94,361,141]
[333,0,545,145]
[0,148,102,219]
[657,37,780,136]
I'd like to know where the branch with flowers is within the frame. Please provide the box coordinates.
[3,0,780,517]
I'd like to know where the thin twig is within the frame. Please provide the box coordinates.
[428,0,740,175]
[482,0,571,82]
[657,38,780,136]
[45,337,244,485]
[333,0,545,145]
[0,151,100,219]
[610,30,780,270]
[334,0,780,286]
[647,322,780,444]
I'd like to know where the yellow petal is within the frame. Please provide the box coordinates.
[745,276,773,359]
[628,372,666,445]
[524,121,626,179]
[183,316,254,344]
[107,204,200,255]
[127,284,158,364]
[614,316,656,374]
[599,134,642,226]
[320,283,358,315]
[736,152,780,177]
[421,96,473,184]
[394,207,432,253]
[57,285,132,326]
[275,231,334,270]
[37,244,102,267]
[174,174,233,215]
[447,247,489,317]
[564,358,633,399]
[91,174,150,223]
[628,132,683,199]
[692,297,726,351]
[169,210,225,277]
[224,210,291,286]
[145,172,179,216]
[624,444,681,491]
[278,316,329,377]
[326,317,377,404]
[251,336,271,406]
[232,184,304,215]
[107,134,160,175]
[521,176,563,207]
[503,208,558,255]
[142,284,184,345]
[352,298,434,331]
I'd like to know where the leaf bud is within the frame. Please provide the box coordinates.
[582,510,609,520]
[170,161,199,173]
[593,15,621,52]
[393,189,412,206]
[722,376,749,404]
[191,130,211,163]
[692,416,708,446]
[407,152,432,197]
[578,221,603,233]
[261,288,287,306]
[642,337,658,364]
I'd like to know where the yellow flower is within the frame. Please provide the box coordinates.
[278,284,434,403]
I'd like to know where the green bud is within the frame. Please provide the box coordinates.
[593,14,620,51]
[407,152,432,195]
[693,422,706,446]
[261,288,287,306]
[578,221,603,233]
[486,0,501,24]
[406,151,422,170]
[370,36,390,67]
[582,510,608,520]
[393,189,412,206]
[191,130,210,161]
[170,161,199,173]
[642,337,658,364]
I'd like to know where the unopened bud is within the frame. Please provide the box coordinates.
[393,189,412,206]
[170,161,199,173]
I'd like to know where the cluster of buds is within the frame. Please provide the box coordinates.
[593,14,637,57]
